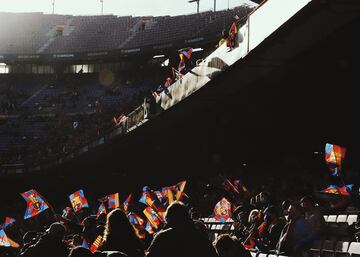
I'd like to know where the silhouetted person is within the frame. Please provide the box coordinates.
[213,234,251,257]
[277,203,313,257]
[99,209,144,257]
[300,196,326,239]
[20,222,68,257]
[69,246,93,257]
[146,201,218,257]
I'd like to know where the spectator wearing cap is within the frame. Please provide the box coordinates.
[19,222,68,257]
[146,201,218,257]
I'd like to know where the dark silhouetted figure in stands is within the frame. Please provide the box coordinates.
[277,203,313,257]
[213,234,252,257]
[300,196,326,239]
[69,246,93,257]
[257,205,284,252]
[99,209,144,257]
[20,222,68,257]
[146,201,218,257]
[82,216,99,246]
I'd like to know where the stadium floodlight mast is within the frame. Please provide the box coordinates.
[188,0,200,14]
[52,0,55,14]
[100,0,104,15]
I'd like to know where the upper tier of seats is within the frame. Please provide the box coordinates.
[0,6,253,54]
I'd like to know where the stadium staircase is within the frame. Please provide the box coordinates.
[37,17,75,54]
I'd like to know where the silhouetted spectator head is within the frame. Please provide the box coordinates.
[281,200,291,216]
[248,209,259,225]
[193,220,209,239]
[23,231,38,244]
[82,216,97,242]
[213,234,246,257]
[300,195,315,211]
[233,205,249,225]
[165,201,192,228]
[104,208,136,241]
[97,213,107,226]
[69,246,93,257]
[47,222,66,239]
[264,205,279,224]
[288,202,304,221]
[72,234,82,247]
[259,191,270,205]
[94,251,128,257]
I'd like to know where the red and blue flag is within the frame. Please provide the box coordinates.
[97,202,107,217]
[62,207,72,218]
[174,180,188,201]
[128,212,145,238]
[107,193,120,209]
[82,240,89,249]
[69,190,89,212]
[0,229,19,248]
[139,186,165,213]
[213,198,232,223]
[145,222,155,234]
[222,178,240,194]
[122,194,132,213]
[1,217,15,229]
[20,189,49,219]
[0,229,11,247]
[143,206,164,229]
[325,143,346,176]
[322,184,354,196]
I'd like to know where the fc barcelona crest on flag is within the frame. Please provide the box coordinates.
[20,189,49,219]
[69,190,89,212]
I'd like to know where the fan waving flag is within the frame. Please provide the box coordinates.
[97,203,107,217]
[145,222,155,234]
[128,212,146,238]
[213,198,232,223]
[222,178,240,195]
[0,229,11,247]
[322,184,354,196]
[325,143,346,176]
[233,179,248,193]
[107,193,120,209]
[20,189,49,219]
[174,181,188,201]
[62,207,72,218]
[0,229,19,248]
[143,206,164,230]
[1,217,16,229]
[69,190,89,212]
[177,47,193,72]
[139,186,165,214]
[122,194,132,213]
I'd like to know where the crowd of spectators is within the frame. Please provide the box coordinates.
[0,69,166,167]
[0,168,359,257]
